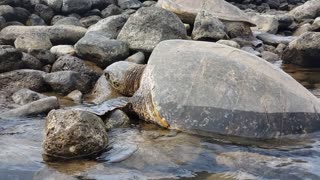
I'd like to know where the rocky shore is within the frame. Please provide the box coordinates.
[0,0,320,160]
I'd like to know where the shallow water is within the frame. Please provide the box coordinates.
[1,61,320,180]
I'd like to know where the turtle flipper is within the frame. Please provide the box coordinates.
[74,97,130,116]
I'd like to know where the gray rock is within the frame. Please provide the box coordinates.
[12,88,47,105]
[87,14,128,39]
[0,25,87,44]
[0,5,15,21]
[44,71,92,94]
[289,0,320,22]
[275,14,294,30]
[105,109,130,130]
[26,14,47,26]
[80,15,101,28]
[50,15,65,25]
[61,0,92,14]
[292,23,312,36]
[14,32,53,52]
[53,17,82,26]
[117,7,187,52]
[75,33,129,68]
[266,0,280,9]
[282,32,320,67]
[91,0,116,10]
[12,7,30,23]
[50,45,75,57]
[0,45,23,73]
[51,55,103,81]
[261,51,279,62]
[117,0,141,9]
[0,16,5,30]
[311,17,320,31]
[42,0,63,12]
[21,52,43,70]
[101,4,122,18]
[241,46,261,57]
[255,32,296,45]
[192,11,228,41]
[66,89,82,103]
[43,109,107,159]
[275,43,287,55]
[216,40,240,49]
[0,96,59,118]
[125,51,145,64]
[142,1,156,7]
[28,49,55,64]
[249,13,279,34]
[34,4,54,23]
[0,69,47,93]
[86,74,121,104]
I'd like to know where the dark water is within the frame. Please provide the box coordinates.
[1,60,320,180]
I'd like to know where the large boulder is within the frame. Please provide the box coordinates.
[289,0,320,22]
[75,33,129,68]
[14,32,53,52]
[44,71,92,94]
[0,25,87,44]
[0,45,23,73]
[86,14,128,39]
[43,109,108,159]
[117,7,187,52]
[132,40,320,139]
[0,69,47,93]
[282,32,320,67]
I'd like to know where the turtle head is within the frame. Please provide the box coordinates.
[104,61,146,97]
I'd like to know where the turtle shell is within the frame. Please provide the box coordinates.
[133,40,320,139]
[157,0,255,26]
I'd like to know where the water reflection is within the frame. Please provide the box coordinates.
[1,61,320,179]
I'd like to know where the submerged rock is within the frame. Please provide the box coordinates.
[282,32,320,67]
[117,7,187,53]
[43,109,108,159]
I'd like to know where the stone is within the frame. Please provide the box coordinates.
[12,88,47,105]
[0,16,6,30]
[289,0,320,22]
[192,11,228,41]
[50,15,65,25]
[26,14,47,26]
[43,109,107,159]
[266,0,280,9]
[275,43,287,55]
[87,14,128,39]
[21,52,43,70]
[255,32,296,45]
[75,33,129,68]
[80,15,101,28]
[51,55,103,82]
[28,49,55,64]
[53,17,82,26]
[282,32,320,67]
[216,40,240,49]
[292,23,312,36]
[91,0,116,10]
[86,74,121,104]
[0,45,23,73]
[42,0,63,12]
[261,51,279,62]
[142,1,156,7]
[61,0,92,14]
[0,96,59,118]
[0,25,87,44]
[249,13,279,34]
[50,45,75,57]
[241,46,261,57]
[34,4,54,23]
[101,4,123,18]
[311,17,320,31]
[275,14,294,30]
[0,69,47,93]
[117,0,141,9]
[66,90,82,103]
[0,5,15,21]
[44,71,92,94]
[125,51,145,64]
[117,7,187,52]
[14,32,53,52]
[105,109,130,130]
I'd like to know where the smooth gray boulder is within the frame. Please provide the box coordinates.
[192,11,228,41]
[44,71,92,94]
[130,40,320,139]
[43,109,107,159]
[50,45,75,57]
[34,4,54,23]
[87,14,128,39]
[0,69,47,93]
[101,4,123,18]
[289,0,320,22]
[61,0,92,14]
[80,15,101,28]
[117,7,187,52]
[14,32,53,52]
[117,0,141,9]
[11,88,48,105]
[0,25,87,44]
[282,32,320,67]
[105,109,130,130]
[0,45,23,73]
[255,32,296,45]
[26,14,46,26]
[125,51,145,64]
[0,97,59,118]
[53,17,82,26]
[21,52,43,70]
[75,33,129,68]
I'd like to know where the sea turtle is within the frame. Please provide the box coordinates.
[82,40,320,139]
[156,0,256,38]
